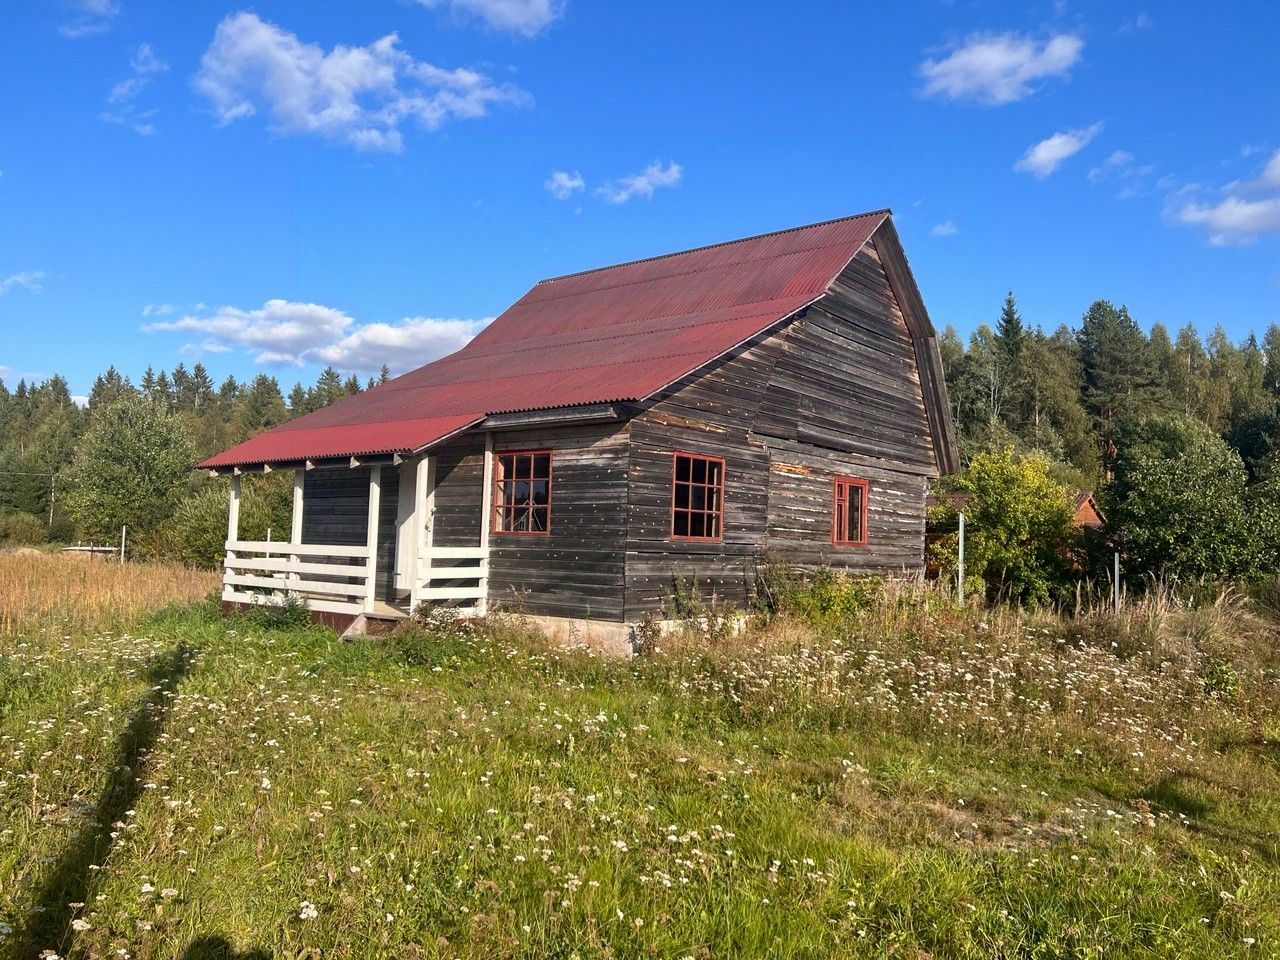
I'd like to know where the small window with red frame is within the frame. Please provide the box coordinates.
[672,452,724,540]
[833,476,869,547]
[494,450,552,534]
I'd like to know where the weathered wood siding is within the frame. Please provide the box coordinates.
[623,236,935,617]
[624,333,783,617]
[488,424,630,620]
[301,465,400,601]
[426,424,631,620]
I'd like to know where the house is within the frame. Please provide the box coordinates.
[201,210,958,648]
[1071,490,1105,531]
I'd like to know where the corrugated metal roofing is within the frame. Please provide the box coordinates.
[199,210,889,468]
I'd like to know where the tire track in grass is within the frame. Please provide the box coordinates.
[8,642,196,959]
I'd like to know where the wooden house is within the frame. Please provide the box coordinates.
[201,211,958,648]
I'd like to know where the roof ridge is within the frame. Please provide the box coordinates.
[535,209,892,285]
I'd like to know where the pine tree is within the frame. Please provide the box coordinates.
[1077,301,1163,462]
[310,367,345,409]
[287,382,310,415]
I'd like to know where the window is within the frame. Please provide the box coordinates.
[832,476,869,547]
[671,452,725,540]
[494,450,552,535]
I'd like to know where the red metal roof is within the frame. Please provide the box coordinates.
[199,210,889,468]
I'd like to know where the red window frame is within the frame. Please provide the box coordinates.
[671,451,725,542]
[493,449,553,536]
[832,475,869,547]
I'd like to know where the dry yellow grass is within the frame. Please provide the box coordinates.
[0,551,219,635]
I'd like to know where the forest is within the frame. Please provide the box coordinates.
[2,295,1279,600]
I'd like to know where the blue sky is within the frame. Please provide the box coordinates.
[2,0,1278,398]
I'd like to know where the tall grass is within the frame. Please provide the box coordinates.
[0,552,219,636]
[1,573,1278,957]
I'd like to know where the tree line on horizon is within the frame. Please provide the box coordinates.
[2,295,1279,599]
[932,295,1280,600]
[0,361,390,546]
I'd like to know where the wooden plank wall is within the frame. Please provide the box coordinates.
[488,423,630,620]
[624,240,936,618]
[300,465,400,601]
[624,333,785,617]
[426,424,631,620]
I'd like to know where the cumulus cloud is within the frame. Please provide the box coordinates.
[415,0,565,37]
[919,32,1083,106]
[143,298,486,373]
[0,271,45,295]
[194,12,528,152]
[930,220,958,237]
[58,0,120,38]
[1014,123,1102,178]
[309,316,487,373]
[544,169,585,200]
[596,161,682,204]
[1173,148,1280,245]
[102,43,168,135]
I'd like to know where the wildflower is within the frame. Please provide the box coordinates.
[71,919,92,932]
[299,901,318,920]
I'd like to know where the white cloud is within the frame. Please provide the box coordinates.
[309,316,487,373]
[415,0,565,37]
[131,42,167,74]
[194,12,528,153]
[142,298,486,373]
[58,0,121,38]
[143,299,355,364]
[1177,196,1280,246]
[544,169,584,200]
[596,160,682,204]
[1087,149,1158,197]
[102,43,167,135]
[0,271,45,295]
[1263,150,1280,187]
[1172,149,1280,245]
[930,220,958,237]
[919,32,1083,106]
[1014,123,1102,178]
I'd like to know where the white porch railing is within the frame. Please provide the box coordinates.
[222,539,371,617]
[412,545,488,612]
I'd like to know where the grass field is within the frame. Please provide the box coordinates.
[1,564,1278,958]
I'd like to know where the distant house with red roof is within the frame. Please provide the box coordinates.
[203,211,957,646]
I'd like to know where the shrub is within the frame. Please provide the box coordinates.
[1,511,47,545]
[165,476,293,568]
[232,595,313,631]
[931,447,1077,606]
[1110,414,1254,582]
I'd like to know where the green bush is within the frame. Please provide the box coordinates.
[931,447,1078,606]
[1,511,47,545]
[1110,415,1254,582]
[166,476,293,568]
[232,595,313,631]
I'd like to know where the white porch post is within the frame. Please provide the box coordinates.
[223,473,241,601]
[477,433,493,615]
[409,456,432,611]
[290,467,305,590]
[364,465,382,614]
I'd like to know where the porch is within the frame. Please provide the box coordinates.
[219,442,494,623]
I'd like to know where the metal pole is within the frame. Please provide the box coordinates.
[1113,551,1121,612]
[119,525,127,563]
[957,512,965,602]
